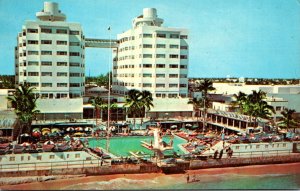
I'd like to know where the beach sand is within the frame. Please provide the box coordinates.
[1,162,300,190]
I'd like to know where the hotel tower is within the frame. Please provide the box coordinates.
[112,8,189,99]
[15,2,85,119]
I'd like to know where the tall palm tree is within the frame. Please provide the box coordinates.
[88,96,105,125]
[123,89,142,129]
[278,108,297,133]
[196,79,216,131]
[7,84,39,141]
[139,90,154,125]
[188,97,204,119]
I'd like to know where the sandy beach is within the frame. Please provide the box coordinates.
[1,162,300,190]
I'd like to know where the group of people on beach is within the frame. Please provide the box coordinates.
[213,146,233,159]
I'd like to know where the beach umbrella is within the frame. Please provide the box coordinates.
[84,127,92,132]
[44,140,54,145]
[20,133,30,137]
[22,142,31,147]
[64,135,70,141]
[171,125,177,129]
[66,127,74,131]
[32,128,40,133]
[51,128,61,133]
[185,124,192,127]
[32,131,41,138]
[75,127,83,131]
[42,128,51,135]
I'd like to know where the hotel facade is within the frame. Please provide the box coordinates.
[112,8,189,99]
[15,2,85,120]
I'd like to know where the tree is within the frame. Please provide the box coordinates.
[188,97,204,119]
[123,89,153,128]
[195,79,216,131]
[278,108,298,133]
[88,96,105,125]
[7,84,39,142]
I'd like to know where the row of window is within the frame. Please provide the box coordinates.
[2,153,82,162]
[26,82,83,88]
[114,73,187,78]
[38,92,82,99]
[114,82,186,88]
[119,33,188,43]
[118,54,188,61]
[20,40,82,47]
[25,72,84,77]
[115,64,187,69]
[19,51,83,57]
[27,28,81,35]
[19,61,82,67]
[118,44,187,53]
[235,143,287,150]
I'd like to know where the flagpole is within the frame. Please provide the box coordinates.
[106,26,111,152]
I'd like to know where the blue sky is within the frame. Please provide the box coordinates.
[0,0,299,78]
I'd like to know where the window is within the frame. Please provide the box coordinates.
[156,64,165,68]
[9,157,15,161]
[156,84,165,88]
[180,55,188,59]
[41,61,52,66]
[180,74,187,78]
[37,156,42,160]
[180,46,188,50]
[265,145,268,148]
[41,28,52,33]
[276,106,281,111]
[156,74,165,78]
[42,94,49,99]
[143,44,152,48]
[70,62,80,67]
[57,62,67,66]
[27,29,38,33]
[143,34,152,38]
[41,51,52,55]
[57,83,67,87]
[70,42,80,46]
[169,54,178,59]
[283,143,286,147]
[143,54,152,58]
[21,156,24,161]
[156,94,161,97]
[41,40,52,44]
[70,30,80,35]
[156,44,166,48]
[180,65,187,69]
[256,145,260,149]
[143,83,152,87]
[28,51,39,55]
[75,154,80,158]
[56,29,68,34]
[70,83,80,87]
[57,51,67,55]
[28,40,38,44]
[180,35,188,39]
[70,52,80,56]
[169,74,178,78]
[170,44,179,49]
[170,34,179,38]
[180,84,187,88]
[42,72,52,76]
[170,64,178,68]
[57,72,68,77]
[28,61,39,66]
[157,33,166,38]
[41,83,52,87]
[70,73,80,77]
[28,82,39,87]
[57,41,67,45]
[49,155,55,159]
[169,84,178,88]
[143,73,152,77]
[28,72,39,76]
[143,64,152,68]
[168,94,177,98]
[156,54,165,58]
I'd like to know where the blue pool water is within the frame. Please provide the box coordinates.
[88,136,187,157]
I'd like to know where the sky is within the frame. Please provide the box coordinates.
[0,0,299,78]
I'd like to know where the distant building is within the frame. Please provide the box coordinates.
[15,2,85,120]
[112,8,189,99]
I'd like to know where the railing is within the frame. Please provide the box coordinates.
[0,158,111,173]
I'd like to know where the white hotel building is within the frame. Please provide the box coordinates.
[15,2,85,120]
[112,8,189,99]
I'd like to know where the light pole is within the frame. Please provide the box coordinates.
[106,26,112,152]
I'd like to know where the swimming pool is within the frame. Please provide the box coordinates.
[88,136,187,157]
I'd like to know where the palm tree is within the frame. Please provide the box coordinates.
[123,89,153,128]
[7,84,39,142]
[278,108,298,133]
[123,89,142,129]
[195,79,216,131]
[188,97,204,119]
[88,96,105,125]
[233,91,247,113]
